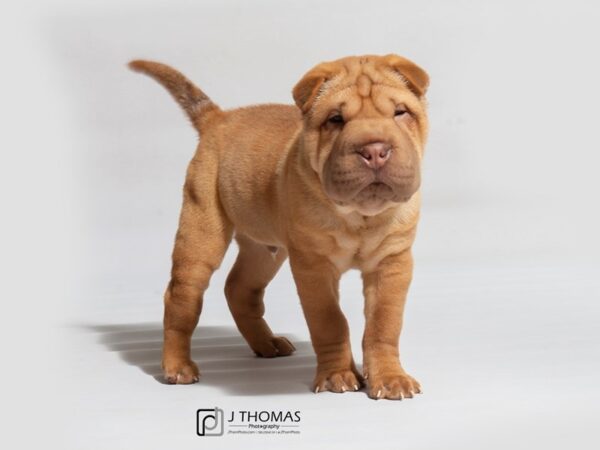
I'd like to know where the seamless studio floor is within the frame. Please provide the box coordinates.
[61,199,600,450]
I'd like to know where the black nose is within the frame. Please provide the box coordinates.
[356,142,392,169]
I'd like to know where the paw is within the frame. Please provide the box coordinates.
[313,369,364,394]
[366,372,421,400]
[162,359,200,384]
[253,336,296,358]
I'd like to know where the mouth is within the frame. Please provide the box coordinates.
[356,181,394,199]
[324,164,419,207]
[366,180,392,191]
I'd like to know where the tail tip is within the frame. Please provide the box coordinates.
[128,59,148,73]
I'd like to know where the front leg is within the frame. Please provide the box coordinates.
[362,249,421,400]
[289,250,362,393]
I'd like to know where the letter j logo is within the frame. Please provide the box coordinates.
[196,408,224,436]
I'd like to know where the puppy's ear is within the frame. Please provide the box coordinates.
[381,54,429,97]
[292,63,337,114]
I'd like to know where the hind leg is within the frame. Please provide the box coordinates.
[162,159,233,384]
[225,235,295,357]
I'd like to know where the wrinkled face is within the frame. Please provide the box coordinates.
[293,54,429,216]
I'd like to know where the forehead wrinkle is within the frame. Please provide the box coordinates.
[363,63,409,91]
[357,74,372,97]
[344,58,364,79]
[371,84,423,114]
[310,64,423,119]
[342,94,362,118]
[369,94,392,117]
[357,98,382,119]
[320,60,373,98]
[312,82,354,114]
[362,62,388,84]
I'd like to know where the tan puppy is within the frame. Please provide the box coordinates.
[130,54,429,400]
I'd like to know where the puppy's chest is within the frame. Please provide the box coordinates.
[328,230,386,273]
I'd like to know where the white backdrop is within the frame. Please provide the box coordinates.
[2,1,599,449]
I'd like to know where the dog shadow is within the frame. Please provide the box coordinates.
[85,323,317,396]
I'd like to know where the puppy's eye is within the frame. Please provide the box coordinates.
[394,108,408,117]
[327,114,344,125]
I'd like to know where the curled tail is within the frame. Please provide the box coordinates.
[128,60,220,132]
